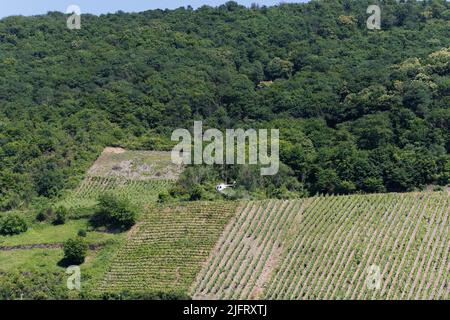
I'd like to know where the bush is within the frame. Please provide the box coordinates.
[363,177,386,193]
[93,193,137,231]
[0,214,28,236]
[77,229,87,237]
[63,237,88,265]
[53,207,67,225]
[36,208,54,222]
[189,185,203,201]
[158,191,170,203]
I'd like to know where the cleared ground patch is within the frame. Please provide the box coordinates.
[0,148,183,298]
[59,148,180,211]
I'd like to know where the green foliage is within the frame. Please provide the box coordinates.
[157,191,170,203]
[0,1,448,209]
[93,193,138,231]
[266,57,294,79]
[189,185,204,201]
[100,291,191,300]
[99,202,237,294]
[0,271,69,300]
[174,162,306,201]
[36,208,53,222]
[0,214,28,236]
[63,237,88,265]
[362,177,386,193]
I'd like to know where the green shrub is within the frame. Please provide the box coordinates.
[63,237,88,265]
[189,185,203,201]
[36,211,47,222]
[77,229,87,237]
[0,271,70,300]
[168,184,188,198]
[0,214,28,236]
[92,193,137,231]
[101,290,191,300]
[53,206,67,225]
[158,191,170,203]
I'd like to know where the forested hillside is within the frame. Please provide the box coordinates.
[0,0,449,209]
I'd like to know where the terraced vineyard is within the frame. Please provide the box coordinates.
[191,192,449,300]
[99,202,239,294]
[60,176,174,209]
[58,148,179,210]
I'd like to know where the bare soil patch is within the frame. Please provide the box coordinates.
[87,148,183,180]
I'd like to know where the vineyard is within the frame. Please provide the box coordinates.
[98,202,239,294]
[191,192,449,300]
[87,148,182,180]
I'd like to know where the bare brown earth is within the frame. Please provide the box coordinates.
[87,148,183,180]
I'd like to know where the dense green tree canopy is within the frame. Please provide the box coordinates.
[0,0,449,207]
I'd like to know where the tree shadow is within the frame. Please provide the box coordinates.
[57,257,72,268]
[89,212,129,234]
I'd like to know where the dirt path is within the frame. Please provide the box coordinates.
[103,147,126,154]
[0,243,103,251]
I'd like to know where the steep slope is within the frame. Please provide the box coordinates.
[58,148,179,210]
[99,202,239,294]
[192,192,449,300]
[1,2,449,207]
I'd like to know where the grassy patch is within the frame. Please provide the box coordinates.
[0,219,117,246]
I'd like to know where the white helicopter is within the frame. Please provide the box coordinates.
[216,181,236,193]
